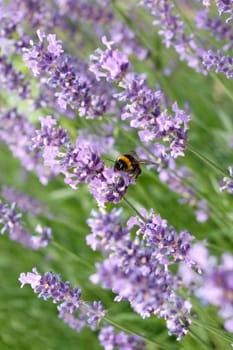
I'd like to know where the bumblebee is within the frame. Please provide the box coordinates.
[114,152,157,179]
[114,153,142,178]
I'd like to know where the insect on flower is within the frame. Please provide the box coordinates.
[113,152,157,179]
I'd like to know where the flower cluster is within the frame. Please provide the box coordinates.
[215,0,233,23]
[219,166,233,194]
[87,208,195,340]
[90,36,129,82]
[0,109,56,185]
[203,49,233,78]
[195,9,233,50]
[89,168,134,207]
[140,0,206,73]
[23,30,116,118]
[0,56,30,98]
[56,0,114,24]
[19,268,105,332]
[2,186,51,218]
[179,244,233,333]
[99,324,146,350]
[0,200,52,249]
[90,41,190,159]
[31,116,134,205]
[141,0,233,79]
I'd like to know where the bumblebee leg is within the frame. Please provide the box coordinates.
[135,167,142,178]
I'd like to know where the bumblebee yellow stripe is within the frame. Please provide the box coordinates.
[118,155,133,169]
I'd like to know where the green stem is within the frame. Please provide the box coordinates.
[189,329,212,350]
[187,143,228,177]
[51,240,93,270]
[192,319,233,343]
[104,316,179,350]
[122,195,145,222]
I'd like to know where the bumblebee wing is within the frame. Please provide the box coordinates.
[137,159,158,166]
[128,150,139,158]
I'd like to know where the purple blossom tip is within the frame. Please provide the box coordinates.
[90,36,129,82]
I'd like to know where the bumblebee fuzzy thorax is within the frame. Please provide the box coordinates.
[114,154,141,178]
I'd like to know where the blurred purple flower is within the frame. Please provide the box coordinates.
[2,186,50,218]
[179,244,233,333]
[219,166,233,193]
[0,109,56,185]
[86,208,129,251]
[0,200,52,249]
[195,9,233,51]
[55,0,114,24]
[99,324,146,350]
[196,253,233,333]
[0,56,30,98]
[140,0,206,73]
[109,22,148,61]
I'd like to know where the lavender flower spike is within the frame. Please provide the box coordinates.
[0,200,52,249]
[19,269,106,333]
[88,208,194,340]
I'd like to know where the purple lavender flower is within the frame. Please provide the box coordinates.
[61,144,105,189]
[196,9,233,51]
[0,109,56,185]
[19,268,105,332]
[32,115,105,189]
[215,0,233,23]
[89,168,134,207]
[55,0,114,24]
[0,200,52,249]
[23,31,116,118]
[88,208,194,339]
[108,22,148,61]
[203,49,233,78]
[116,73,190,159]
[140,0,206,74]
[89,36,129,82]
[32,116,125,203]
[219,166,233,193]
[0,56,30,98]
[128,208,195,265]
[23,30,63,77]
[2,186,51,218]
[179,244,233,333]
[99,324,146,350]
[86,208,129,251]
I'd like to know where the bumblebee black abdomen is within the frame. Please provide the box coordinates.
[114,154,141,178]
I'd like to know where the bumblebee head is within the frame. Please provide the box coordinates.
[114,159,127,171]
